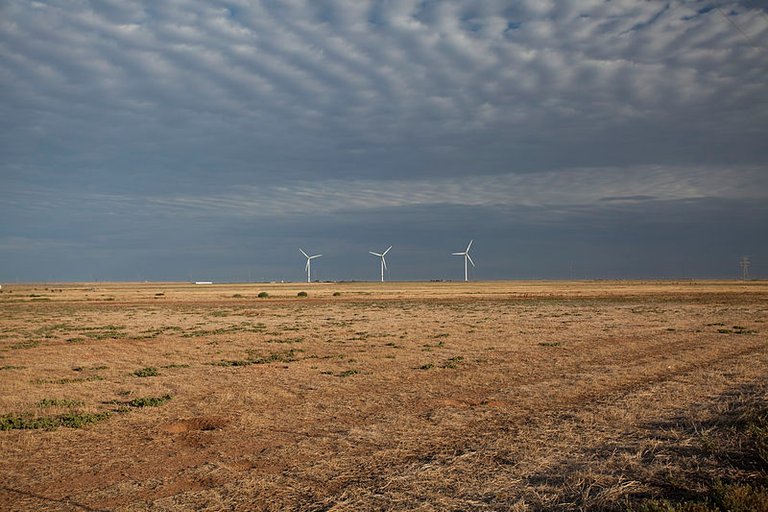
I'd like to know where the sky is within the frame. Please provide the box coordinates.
[1,0,767,282]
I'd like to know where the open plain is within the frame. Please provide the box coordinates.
[0,280,766,511]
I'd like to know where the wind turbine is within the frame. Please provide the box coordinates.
[452,240,475,282]
[299,249,322,283]
[369,245,392,282]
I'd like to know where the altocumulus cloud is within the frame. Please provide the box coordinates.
[1,1,767,281]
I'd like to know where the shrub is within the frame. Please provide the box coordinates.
[258,291,269,298]
[297,291,308,297]
[127,394,172,408]
[133,367,159,377]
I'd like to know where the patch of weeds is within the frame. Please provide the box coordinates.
[337,369,359,377]
[297,291,308,297]
[320,370,335,375]
[332,292,341,296]
[422,340,445,351]
[36,398,84,408]
[419,363,435,370]
[66,337,86,344]
[430,333,450,339]
[0,411,110,430]
[35,375,104,385]
[127,394,172,408]
[154,292,165,297]
[538,341,562,347]
[181,322,266,338]
[258,291,269,298]
[132,367,159,377]
[232,294,243,298]
[215,349,301,367]
[72,365,108,372]
[440,356,464,369]
[10,340,40,350]
[266,336,304,344]
[161,363,190,369]
[0,365,25,371]
[213,359,252,367]
[80,325,127,340]
[384,342,399,347]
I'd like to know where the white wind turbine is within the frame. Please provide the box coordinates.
[369,245,392,282]
[452,240,475,282]
[299,249,322,283]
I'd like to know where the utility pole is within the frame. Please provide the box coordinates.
[739,256,751,280]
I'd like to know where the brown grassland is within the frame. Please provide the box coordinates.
[0,280,766,511]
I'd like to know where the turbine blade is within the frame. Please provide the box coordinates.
[467,253,475,267]
[382,257,387,270]
[452,252,464,256]
[310,254,322,259]
[369,251,382,257]
[299,249,308,258]
[305,261,309,272]
[383,246,392,255]
[466,239,473,252]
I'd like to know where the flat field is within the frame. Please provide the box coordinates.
[0,281,766,511]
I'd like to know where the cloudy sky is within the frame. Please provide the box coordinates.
[2,0,767,282]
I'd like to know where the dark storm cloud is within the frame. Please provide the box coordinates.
[1,1,767,281]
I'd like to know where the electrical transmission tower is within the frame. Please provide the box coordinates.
[740,256,751,280]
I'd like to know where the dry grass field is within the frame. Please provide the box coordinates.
[0,280,766,511]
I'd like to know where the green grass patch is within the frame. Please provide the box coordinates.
[133,367,159,377]
[337,369,359,378]
[36,398,84,408]
[127,394,172,408]
[538,341,562,347]
[0,411,110,430]
[10,340,40,350]
[266,336,304,344]
[215,349,302,367]
[440,356,464,369]
[34,375,105,385]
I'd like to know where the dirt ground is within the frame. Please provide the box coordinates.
[0,280,766,511]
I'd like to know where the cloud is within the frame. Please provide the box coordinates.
[1,1,767,280]
[2,0,767,186]
[4,165,765,221]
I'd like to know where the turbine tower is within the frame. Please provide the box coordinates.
[452,240,475,282]
[299,249,322,283]
[369,245,392,282]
